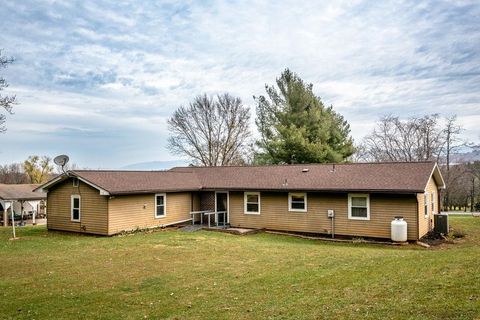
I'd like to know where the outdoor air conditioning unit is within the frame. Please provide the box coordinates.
[434,214,449,234]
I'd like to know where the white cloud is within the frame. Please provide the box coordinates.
[0,0,479,167]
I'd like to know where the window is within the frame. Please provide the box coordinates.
[155,194,166,218]
[348,194,370,220]
[71,195,81,222]
[431,192,435,214]
[244,192,260,214]
[72,177,79,187]
[289,193,307,212]
[424,192,429,217]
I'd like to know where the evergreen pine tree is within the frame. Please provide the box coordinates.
[255,69,354,164]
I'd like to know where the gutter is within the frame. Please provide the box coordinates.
[108,188,421,196]
[199,188,422,194]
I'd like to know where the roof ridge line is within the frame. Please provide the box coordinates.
[72,169,189,173]
[171,161,436,169]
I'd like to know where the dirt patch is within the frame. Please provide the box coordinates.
[265,230,409,246]
[420,228,466,246]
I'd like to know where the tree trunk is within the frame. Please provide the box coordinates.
[471,177,475,213]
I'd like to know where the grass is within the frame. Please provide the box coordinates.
[1,216,479,320]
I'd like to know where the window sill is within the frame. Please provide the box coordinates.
[155,215,166,219]
[244,212,260,215]
[289,209,307,213]
[348,217,370,221]
[71,220,80,223]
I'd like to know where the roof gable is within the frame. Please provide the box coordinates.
[429,163,446,189]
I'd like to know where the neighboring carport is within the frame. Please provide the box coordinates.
[0,184,46,228]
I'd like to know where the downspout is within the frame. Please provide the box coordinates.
[106,195,109,236]
[190,193,194,224]
[438,188,441,213]
[416,193,420,240]
[331,215,335,239]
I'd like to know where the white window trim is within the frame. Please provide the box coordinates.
[348,194,370,221]
[71,195,81,222]
[431,192,435,214]
[215,191,230,224]
[244,192,260,215]
[155,193,166,218]
[72,177,79,187]
[288,192,307,212]
[424,192,429,218]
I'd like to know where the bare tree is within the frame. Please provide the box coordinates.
[357,114,471,211]
[350,143,369,162]
[359,114,458,162]
[168,93,251,166]
[0,163,29,184]
[467,161,480,212]
[1,50,17,133]
[447,166,471,210]
[415,115,445,160]
[443,162,469,211]
[442,161,480,212]
[439,116,465,208]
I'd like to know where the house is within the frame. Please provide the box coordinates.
[35,161,445,240]
[0,184,47,226]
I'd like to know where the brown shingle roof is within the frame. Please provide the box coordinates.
[0,184,46,200]
[45,161,441,195]
[170,161,439,193]
[71,170,202,194]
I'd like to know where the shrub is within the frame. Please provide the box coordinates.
[474,202,480,212]
[451,229,466,239]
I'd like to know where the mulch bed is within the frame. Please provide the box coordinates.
[419,228,466,246]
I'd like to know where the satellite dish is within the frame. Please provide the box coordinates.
[54,155,69,167]
[54,155,70,175]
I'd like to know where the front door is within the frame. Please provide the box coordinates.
[215,192,228,226]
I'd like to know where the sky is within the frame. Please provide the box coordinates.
[0,0,479,168]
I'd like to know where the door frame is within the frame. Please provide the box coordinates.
[214,191,229,224]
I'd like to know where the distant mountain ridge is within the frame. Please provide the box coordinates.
[451,147,480,164]
[121,160,188,170]
[121,150,480,170]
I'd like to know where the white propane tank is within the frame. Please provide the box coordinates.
[391,217,408,242]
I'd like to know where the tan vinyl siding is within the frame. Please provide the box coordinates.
[191,192,201,224]
[229,191,418,240]
[418,176,438,238]
[107,192,192,235]
[47,178,108,235]
[192,192,201,211]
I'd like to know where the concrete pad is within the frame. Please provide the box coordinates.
[205,227,260,235]
[226,228,259,235]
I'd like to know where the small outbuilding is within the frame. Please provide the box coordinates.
[0,184,47,226]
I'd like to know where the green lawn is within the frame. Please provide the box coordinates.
[1,216,479,320]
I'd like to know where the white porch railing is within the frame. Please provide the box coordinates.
[190,210,228,228]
